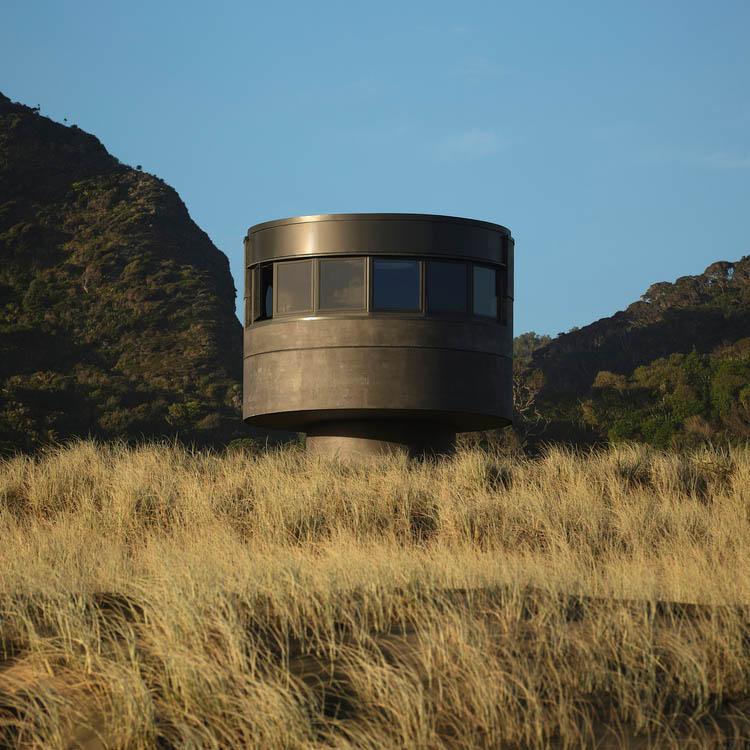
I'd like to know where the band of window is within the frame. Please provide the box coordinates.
[247,256,507,325]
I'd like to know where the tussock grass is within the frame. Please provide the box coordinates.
[1,441,750,748]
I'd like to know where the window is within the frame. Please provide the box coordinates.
[427,260,467,313]
[319,258,366,310]
[245,268,255,327]
[372,259,420,311]
[253,264,273,321]
[276,260,312,315]
[473,265,499,318]
[498,267,508,325]
[250,256,506,322]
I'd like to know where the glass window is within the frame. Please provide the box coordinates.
[372,259,420,311]
[319,258,366,310]
[250,268,257,326]
[498,267,508,325]
[473,265,499,318]
[256,265,273,320]
[276,260,312,314]
[427,261,467,313]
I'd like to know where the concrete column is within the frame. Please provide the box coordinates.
[306,420,456,458]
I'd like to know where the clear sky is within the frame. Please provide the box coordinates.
[3,0,749,336]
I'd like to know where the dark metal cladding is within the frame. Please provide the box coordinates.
[243,213,514,457]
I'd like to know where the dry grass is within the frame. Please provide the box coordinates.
[1,440,750,748]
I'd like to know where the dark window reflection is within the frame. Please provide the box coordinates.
[276,260,312,314]
[372,259,420,311]
[256,265,273,320]
[319,258,366,310]
[472,265,498,318]
[427,261,467,313]
[498,267,508,325]
[247,267,255,323]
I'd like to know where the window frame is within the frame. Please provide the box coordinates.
[471,263,501,321]
[426,259,470,317]
[498,265,508,326]
[246,255,507,326]
[274,258,314,317]
[317,256,368,313]
[244,266,252,327]
[369,256,424,314]
[252,263,274,322]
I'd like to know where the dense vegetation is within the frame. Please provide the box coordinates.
[518,258,750,448]
[2,441,750,748]
[584,340,750,447]
[0,93,243,454]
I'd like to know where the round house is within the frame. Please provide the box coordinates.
[243,213,514,455]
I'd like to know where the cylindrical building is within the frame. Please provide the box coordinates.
[243,213,514,456]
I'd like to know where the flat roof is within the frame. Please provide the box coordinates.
[247,212,511,237]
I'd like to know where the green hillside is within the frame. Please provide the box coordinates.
[519,258,750,447]
[0,93,244,454]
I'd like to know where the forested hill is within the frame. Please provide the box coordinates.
[524,257,750,446]
[0,92,244,453]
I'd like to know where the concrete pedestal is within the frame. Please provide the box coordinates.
[305,420,456,458]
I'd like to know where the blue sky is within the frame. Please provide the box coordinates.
[3,0,749,336]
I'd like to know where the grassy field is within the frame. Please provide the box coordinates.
[1,440,750,748]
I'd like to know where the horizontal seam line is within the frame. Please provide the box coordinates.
[246,345,511,358]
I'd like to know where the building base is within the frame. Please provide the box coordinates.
[305,420,456,458]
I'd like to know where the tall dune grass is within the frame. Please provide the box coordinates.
[1,441,750,748]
